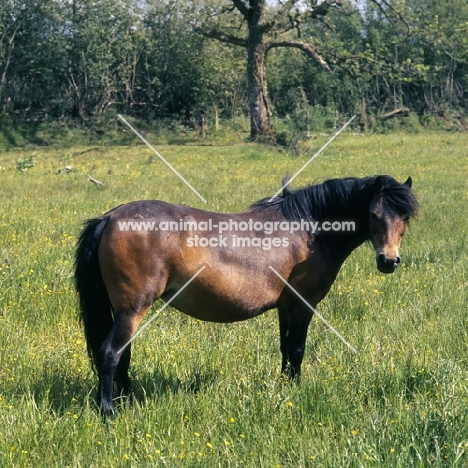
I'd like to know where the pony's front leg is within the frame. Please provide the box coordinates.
[285,304,313,382]
[278,306,290,376]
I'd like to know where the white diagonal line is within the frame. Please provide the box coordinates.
[268,115,356,201]
[268,266,357,354]
[117,266,206,354]
[118,114,207,203]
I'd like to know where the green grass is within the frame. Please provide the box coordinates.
[0,132,467,467]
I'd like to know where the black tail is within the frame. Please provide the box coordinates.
[75,216,113,372]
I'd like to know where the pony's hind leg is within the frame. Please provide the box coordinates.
[115,344,132,398]
[97,311,145,416]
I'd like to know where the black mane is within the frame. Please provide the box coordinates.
[250,175,418,227]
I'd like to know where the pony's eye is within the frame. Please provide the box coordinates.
[402,216,410,223]
[370,212,379,219]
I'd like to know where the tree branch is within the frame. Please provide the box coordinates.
[87,174,104,186]
[261,0,299,34]
[422,38,465,64]
[232,0,250,19]
[191,24,248,47]
[368,0,410,31]
[266,0,343,35]
[309,0,343,18]
[266,40,331,71]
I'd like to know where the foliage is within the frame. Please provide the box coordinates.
[15,154,35,172]
[1,1,468,136]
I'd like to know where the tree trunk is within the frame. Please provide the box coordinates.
[247,34,273,138]
[0,25,19,114]
[192,1,337,138]
[214,105,219,130]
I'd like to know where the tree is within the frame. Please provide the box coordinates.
[66,0,146,119]
[348,0,468,121]
[1,0,69,118]
[0,1,20,114]
[192,0,342,139]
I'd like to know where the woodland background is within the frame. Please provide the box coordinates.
[1,0,467,140]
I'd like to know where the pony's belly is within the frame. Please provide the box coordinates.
[165,282,278,323]
[157,257,287,322]
[170,298,272,323]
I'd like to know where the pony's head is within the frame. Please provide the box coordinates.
[368,176,418,273]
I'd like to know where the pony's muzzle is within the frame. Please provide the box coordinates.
[376,253,401,273]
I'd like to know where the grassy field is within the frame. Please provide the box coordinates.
[0,131,467,467]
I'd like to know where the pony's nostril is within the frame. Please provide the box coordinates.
[377,253,386,263]
[395,256,401,265]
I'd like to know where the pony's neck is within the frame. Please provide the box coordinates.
[314,197,371,267]
[318,227,369,267]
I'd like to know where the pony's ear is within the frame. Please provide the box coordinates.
[403,176,412,188]
[281,175,292,197]
[374,175,384,192]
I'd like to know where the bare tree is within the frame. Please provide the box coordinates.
[0,2,23,114]
[193,0,342,138]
